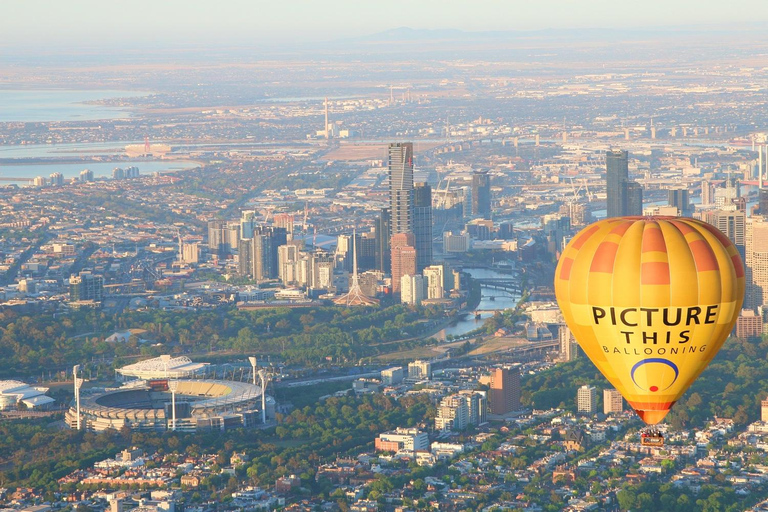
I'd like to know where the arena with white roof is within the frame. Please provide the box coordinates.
[0,380,56,410]
[66,355,274,432]
[116,355,209,380]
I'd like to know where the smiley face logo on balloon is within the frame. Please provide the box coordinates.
[630,358,679,393]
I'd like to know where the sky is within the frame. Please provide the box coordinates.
[2,0,768,48]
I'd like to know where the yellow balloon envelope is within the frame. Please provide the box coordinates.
[554,216,745,424]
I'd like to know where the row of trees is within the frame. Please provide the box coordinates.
[0,302,446,378]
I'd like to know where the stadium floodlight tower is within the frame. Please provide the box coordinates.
[258,369,269,424]
[248,357,258,385]
[73,364,83,430]
[161,354,172,378]
[168,380,178,432]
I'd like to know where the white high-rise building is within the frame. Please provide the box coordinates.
[603,388,623,415]
[401,274,424,305]
[407,360,431,380]
[423,265,445,300]
[434,391,486,431]
[278,244,301,284]
[746,217,768,309]
[182,243,200,264]
[559,325,578,362]
[577,385,597,414]
[435,394,470,431]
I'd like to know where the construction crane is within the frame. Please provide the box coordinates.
[263,207,274,224]
[434,177,454,209]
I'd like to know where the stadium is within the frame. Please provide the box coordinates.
[66,356,274,432]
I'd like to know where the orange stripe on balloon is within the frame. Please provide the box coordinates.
[689,239,719,272]
[559,257,574,280]
[641,226,666,253]
[571,225,600,250]
[610,221,633,236]
[627,400,676,410]
[590,241,619,273]
[671,220,695,234]
[732,254,745,278]
[641,262,670,285]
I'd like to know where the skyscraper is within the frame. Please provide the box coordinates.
[375,209,391,273]
[760,189,768,216]
[69,271,104,302]
[240,226,287,280]
[401,274,424,305]
[708,210,746,258]
[559,325,578,362]
[746,217,768,309]
[603,388,623,415]
[668,188,691,217]
[208,220,230,257]
[238,238,253,276]
[273,213,294,235]
[389,143,414,235]
[471,170,491,219]
[627,181,643,216]
[577,385,597,414]
[413,182,433,270]
[489,366,521,415]
[391,233,416,294]
[423,265,445,300]
[358,232,377,272]
[435,394,470,431]
[606,149,629,218]
[277,243,301,284]
[240,210,257,239]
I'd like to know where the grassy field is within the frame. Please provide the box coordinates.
[468,336,528,356]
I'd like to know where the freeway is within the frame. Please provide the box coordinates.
[275,371,381,389]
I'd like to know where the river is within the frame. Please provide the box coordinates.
[433,267,521,341]
[0,89,148,122]
[0,160,200,183]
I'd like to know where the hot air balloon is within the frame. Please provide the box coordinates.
[554,216,745,441]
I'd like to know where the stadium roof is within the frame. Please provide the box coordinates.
[116,355,209,379]
[0,380,55,408]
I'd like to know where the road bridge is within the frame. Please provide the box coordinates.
[474,278,522,294]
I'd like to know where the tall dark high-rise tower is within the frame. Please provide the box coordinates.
[606,149,629,218]
[759,189,768,215]
[388,143,414,235]
[471,170,491,219]
[668,188,691,216]
[627,182,643,216]
[413,182,433,271]
[375,208,391,273]
[239,226,287,280]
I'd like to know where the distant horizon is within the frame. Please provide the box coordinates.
[2,0,768,52]
[2,22,768,58]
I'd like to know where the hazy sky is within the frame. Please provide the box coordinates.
[2,0,768,48]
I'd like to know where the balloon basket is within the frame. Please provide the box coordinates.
[640,428,664,447]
